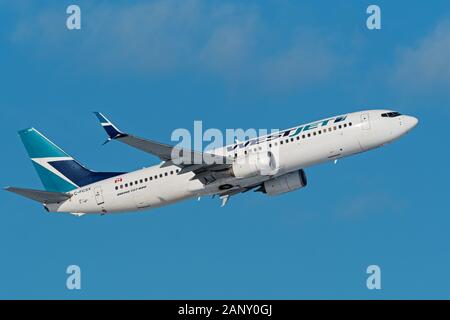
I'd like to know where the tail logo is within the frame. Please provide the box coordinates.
[31,157,79,188]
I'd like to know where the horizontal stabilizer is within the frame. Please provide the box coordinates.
[5,186,71,204]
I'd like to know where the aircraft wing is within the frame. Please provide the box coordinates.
[5,187,72,204]
[94,112,232,180]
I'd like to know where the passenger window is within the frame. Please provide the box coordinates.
[328,128,332,132]
[140,179,143,183]
[130,182,133,186]
[269,144,272,148]
[165,172,168,176]
[296,136,300,140]
[344,123,347,128]
[302,135,305,139]
[245,150,248,154]
[349,122,352,126]
[280,141,283,145]
[307,133,311,137]
[155,175,158,179]
[170,171,173,175]
[338,125,342,129]
[150,177,153,180]
[285,139,289,143]
[313,132,316,136]
[125,183,128,187]
[120,185,123,189]
[176,169,180,173]
[135,181,138,185]
[318,130,321,134]
[115,186,118,190]
[159,174,163,178]
[145,178,148,182]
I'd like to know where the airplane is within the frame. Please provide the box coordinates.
[5,110,418,216]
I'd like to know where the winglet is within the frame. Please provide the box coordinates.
[94,112,126,142]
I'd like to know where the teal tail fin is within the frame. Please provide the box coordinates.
[19,128,78,192]
[18,128,125,193]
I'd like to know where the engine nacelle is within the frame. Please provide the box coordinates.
[260,170,307,196]
[231,151,278,178]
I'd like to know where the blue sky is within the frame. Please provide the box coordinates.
[1,0,449,299]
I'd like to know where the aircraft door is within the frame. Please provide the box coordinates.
[361,113,370,130]
[94,187,104,205]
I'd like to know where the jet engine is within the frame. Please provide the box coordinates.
[231,151,278,178]
[257,170,307,196]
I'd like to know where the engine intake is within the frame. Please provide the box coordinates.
[259,170,307,196]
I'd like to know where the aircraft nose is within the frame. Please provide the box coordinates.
[404,115,419,131]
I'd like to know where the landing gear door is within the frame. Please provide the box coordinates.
[94,187,104,205]
[361,113,370,130]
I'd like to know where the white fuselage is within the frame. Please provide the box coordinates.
[46,110,418,214]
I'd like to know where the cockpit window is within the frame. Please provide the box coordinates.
[381,112,402,118]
